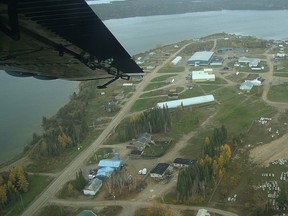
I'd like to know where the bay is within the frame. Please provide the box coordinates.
[1,10,288,163]
[103,10,288,55]
[0,72,79,163]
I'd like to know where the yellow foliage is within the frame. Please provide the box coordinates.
[204,155,213,165]
[130,114,141,122]
[67,182,74,194]
[8,165,29,193]
[0,185,7,205]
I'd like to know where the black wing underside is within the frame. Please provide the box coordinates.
[0,0,143,83]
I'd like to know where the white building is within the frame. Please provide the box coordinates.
[156,95,215,109]
[83,178,102,196]
[196,209,210,216]
[240,81,254,91]
[171,56,182,65]
[192,70,215,82]
[239,56,261,67]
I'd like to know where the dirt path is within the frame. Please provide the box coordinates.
[249,133,288,167]
[49,198,239,216]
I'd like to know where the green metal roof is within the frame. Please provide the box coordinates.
[76,210,97,216]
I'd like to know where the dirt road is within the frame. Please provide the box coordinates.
[49,198,239,216]
[250,133,288,167]
[21,42,193,216]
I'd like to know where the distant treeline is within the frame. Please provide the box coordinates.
[91,0,288,20]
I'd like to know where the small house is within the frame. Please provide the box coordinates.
[150,163,172,179]
[173,158,197,168]
[83,178,102,196]
[129,149,143,159]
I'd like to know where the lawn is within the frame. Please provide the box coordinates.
[157,66,185,73]
[199,84,223,94]
[140,87,184,98]
[267,83,288,103]
[274,72,288,77]
[130,97,167,112]
[151,74,177,82]
[143,82,170,91]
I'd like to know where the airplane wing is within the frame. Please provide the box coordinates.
[0,0,144,87]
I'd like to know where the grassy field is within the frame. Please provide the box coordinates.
[143,82,171,91]
[130,97,167,112]
[274,72,288,77]
[140,87,184,98]
[2,175,53,216]
[157,66,185,73]
[151,74,177,82]
[267,83,288,102]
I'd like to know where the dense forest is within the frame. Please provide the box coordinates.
[91,0,288,20]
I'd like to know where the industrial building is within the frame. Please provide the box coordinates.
[192,70,215,82]
[187,51,214,66]
[210,56,223,66]
[238,56,261,67]
[156,95,215,109]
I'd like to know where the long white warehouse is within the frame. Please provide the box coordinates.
[157,95,215,109]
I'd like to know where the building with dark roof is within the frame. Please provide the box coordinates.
[133,132,152,151]
[173,158,197,168]
[150,163,172,178]
[129,149,143,159]
[187,51,214,66]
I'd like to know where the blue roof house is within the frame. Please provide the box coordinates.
[98,160,122,170]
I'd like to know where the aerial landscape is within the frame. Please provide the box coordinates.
[1,1,288,216]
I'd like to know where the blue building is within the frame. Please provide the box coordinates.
[95,152,123,179]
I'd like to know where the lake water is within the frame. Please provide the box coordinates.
[1,10,288,163]
[102,10,288,55]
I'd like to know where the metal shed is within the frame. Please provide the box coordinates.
[156,95,215,109]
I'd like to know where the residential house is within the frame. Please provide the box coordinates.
[150,163,172,179]
[173,158,197,168]
[83,178,102,196]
